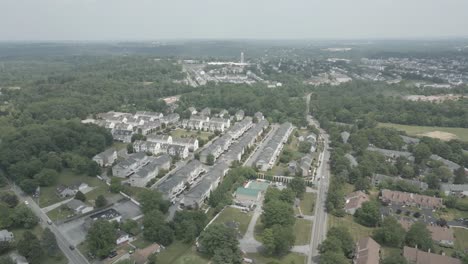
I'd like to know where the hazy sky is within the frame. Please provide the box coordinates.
[1,0,468,41]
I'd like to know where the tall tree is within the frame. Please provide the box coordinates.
[17,231,43,264]
[354,200,381,227]
[454,167,467,184]
[74,191,86,202]
[405,222,433,251]
[198,224,241,260]
[41,228,60,258]
[289,177,306,198]
[373,217,406,247]
[86,220,117,258]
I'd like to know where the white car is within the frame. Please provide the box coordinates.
[24,201,29,205]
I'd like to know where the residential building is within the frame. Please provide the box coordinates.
[353,237,380,264]
[430,154,462,172]
[112,152,151,178]
[380,189,443,209]
[0,230,14,242]
[92,148,117,167]
[56,182,89,198]
[66,199,94,214]
[200,107,211,116]
[300,155,313,177]
[147,134,173,144]
[181,162,229,209]
[128,154,171,187]
[161,113,180,125]
[235,110,245,121]
[372,174,428,191]
[156,160,205,202]
[116,230,130,245]
[187,107,197,115]
[112,129,133,143]
[9,253,28,264]
[255,122,293,171]
[403,246,461,264]
[200,134,233,163]
[399,219,455,247]
[441,184,468,196]
[345,191,370,215]
[367,146,414,162]
[218,109,229,118]
[254,112,264,120]
[172,137,199,151]
[134,111,163,120]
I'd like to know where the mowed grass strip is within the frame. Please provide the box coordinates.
[328,214,374,242]
[378,122,468,142]
[300,192,316,215]
[247,252,307,264]
[212,207,253,236]
[294,219,312,245]
[157,241,209,264]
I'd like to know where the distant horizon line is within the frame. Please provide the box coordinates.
[1,36,468,44]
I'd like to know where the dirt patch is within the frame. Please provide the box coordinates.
[417,131,458,141]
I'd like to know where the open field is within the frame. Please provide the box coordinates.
[38,170,106,208]
[170,129,213,141]
[454,227,468,251]
[328,215,374,241]
[247,252,307,264]
[213,207,253,236]
[294,219,312,245]
[157,241,209,264]
[378,123,468,142]
[300,192,316,215]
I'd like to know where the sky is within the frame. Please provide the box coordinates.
[1,0,468,41]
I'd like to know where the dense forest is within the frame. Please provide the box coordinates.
[311,81,468,127]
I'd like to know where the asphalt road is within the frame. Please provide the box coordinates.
[308,130,331,264]
[11,184,90,264]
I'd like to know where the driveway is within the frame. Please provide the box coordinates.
[239,197,264,253]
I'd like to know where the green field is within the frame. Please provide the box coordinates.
[454,227,468,251]
[378,123,468,142]
[299,192,316,215]
[247,252,307,264]
[170,129,213,141]
[294,219,312,245]
[157,241,209,264]
[213,207,253,236]
[328,215,375,242]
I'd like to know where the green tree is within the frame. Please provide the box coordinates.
[381,252,408,264]
[212,247,242,264]
[271,224,295,256]
[17,231,43,264]
[86,220,117,258]
[11,205,38,229]
[121,219,139,236]
[454,167,467,184]
[198,224,241,258]
[354,176,371,192]
[0,241,13,255]
[354,200,381,227]
[34,168,59,186]
[139,190,170,214]
[289,177,306,198]
[373,217,406,247]
[413,143,431,163]
[110,178,123,193]
[74,191,86,202]
[41,228,60,258]
[319,251,350,264]
[261,200,295,228]
[0,256,14,264]
[143,210,174,246]
[326,226,354,257]
[262,228,276,255]
[95,195,107,208]
[298,142,312,153]
[206,154,215,165]
[0,192,18,208]
[405,222,433,251]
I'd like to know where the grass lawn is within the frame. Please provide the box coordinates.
[254,217,264,242]
[381,247,402,258]
[157,241,209,264]
[47,205,75,221]
[170,129,213,141]
[39,170,106,208]
[294,219,312,245]
[213,207,252,236]
[247,252,307,264]
[436,208,468,221]
[131,237,153,249]
[378,123,468,142]
[299,192,316,215]
[112,142,128,150]
[454,227,468,251]
[328,215,375,242]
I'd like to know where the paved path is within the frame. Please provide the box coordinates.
[239,197,264,253]
[291,245,310,255]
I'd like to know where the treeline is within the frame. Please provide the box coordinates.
[0,120,112,193]
[312,81,468,127]
[179,83,308,127]
[1,56,191,123]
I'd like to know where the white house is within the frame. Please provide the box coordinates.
[92,148,118,167]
